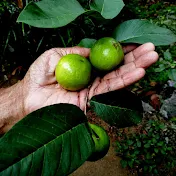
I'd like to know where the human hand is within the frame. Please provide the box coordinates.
[22,43,158,116]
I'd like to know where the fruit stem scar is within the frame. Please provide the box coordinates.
[113,43,120,49]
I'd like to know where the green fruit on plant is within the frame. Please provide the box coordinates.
[90,37,124,71]
[88,123,110,161]
[55,54,91,91]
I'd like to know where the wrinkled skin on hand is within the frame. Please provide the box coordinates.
[22,43,158,116]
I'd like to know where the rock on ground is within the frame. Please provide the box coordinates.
[160,90,176,118]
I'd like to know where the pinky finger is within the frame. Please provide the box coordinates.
[90,68,145,98]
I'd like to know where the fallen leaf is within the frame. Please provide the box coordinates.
[12,66,23,75]
[150,81,157,87]
[145,91,156,97]
[17,0,23,9]
[150,94,161,110]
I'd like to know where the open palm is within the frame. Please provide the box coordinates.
[23,43,158,115]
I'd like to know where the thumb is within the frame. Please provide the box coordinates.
[32,47,90,85]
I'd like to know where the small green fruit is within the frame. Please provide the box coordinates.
[90,37,124,71]
[88,123,110,161]
[55,54,91,91]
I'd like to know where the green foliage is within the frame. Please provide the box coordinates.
[89,0,125,19]
[147,47,176,86]
[0,104,94,175]
[0,0,19,66]
[154,50,176,72]
[0,91,144,174]
[0,1,8,14]
[80,19,176,48]
[0,0,18,15]
[126,0,176,32]
[113,19,176,46]
[124,0,176,90]
[134,45,176,93]
[17,0,176,46]
[90,90,143,128]
[17,0,85,28]
[170,117,176,124]
[116,119,176,175]
[78,38,97,48]
[17,0,124,28]
[1,1,176,174]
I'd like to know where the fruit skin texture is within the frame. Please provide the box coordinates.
[55,54,91,91]
[90,37,124,71]
[87,123,110,161]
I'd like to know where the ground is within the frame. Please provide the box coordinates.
[71,140,130,176]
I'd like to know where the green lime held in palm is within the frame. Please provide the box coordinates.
[55,54,92,91]
[90,37,124,71]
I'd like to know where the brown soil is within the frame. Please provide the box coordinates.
[71,141,130,176]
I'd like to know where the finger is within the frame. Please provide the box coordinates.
[46,51,62,74]
[124,42,155,64]
[104,51,158,80]
[135,51,159,69]
[89,68,145,98]
[123,45,137,54]
[88,77,101,100]
[79,88,89,112]
[54,46,90,58]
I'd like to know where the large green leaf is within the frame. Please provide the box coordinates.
[0,104,94,176]
[17,0,85,28]
[78,38,97,48]
[17,0,124,28]
[90,90,143,128]
[113,19,176,46]
[90,0,125,19]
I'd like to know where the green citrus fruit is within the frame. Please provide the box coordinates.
[90,37,124,71]
[87,123,110,161]
[55,54,91,91]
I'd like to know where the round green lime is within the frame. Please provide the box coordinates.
[88,123,110,161]
[55,54,91,91]
[90,37,124,71]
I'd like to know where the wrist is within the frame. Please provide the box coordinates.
[0,80,26,133]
